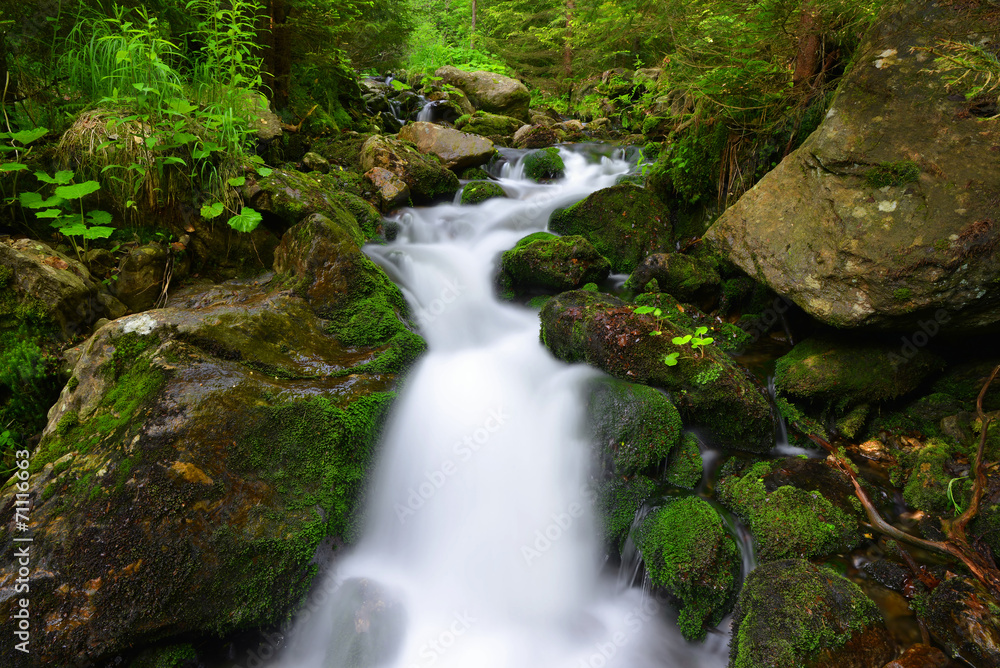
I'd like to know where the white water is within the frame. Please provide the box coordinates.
[269,148,731,668]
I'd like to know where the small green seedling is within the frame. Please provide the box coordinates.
[947,475,967,515]
[672,326,714,358]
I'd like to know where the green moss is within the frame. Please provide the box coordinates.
[636,496,740,641]
[589,378,682,475]
[730,559,887,668]
[522,147,565,182]
[901,438,962,514]
[497,233,611,300]
[664,432,703,489]
[893,287,912,300]
[455,111,523,137]
[835,403,869,440]
[128,643,198,668]
[717,461,859,561]
[460,180,507,205]
[460,167,490,180]
[597,475,655,551]
[864,160,920,189]
[56,410,79,436]
[665,122,728,204]
[67,376,79,391]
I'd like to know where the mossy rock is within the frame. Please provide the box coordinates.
[664,432,703,489]
[588,377,682,476]
[775,337,941,405]
[128,643,198,668]
[522,147,565,182]
[496,232,611,299]
[635,496,740,641]
[311,132,377,172]
[729,559,893,668]
[460,166,491,180]
[716,458,861,562]
[359,134,460,204]
[624,253,722,302]
[549,183,672,273]
[461,180,507,205]
[595,474,656,553]
[898,437,966,514]
[454,110,524,138]
[911,575,1000,667]
[540,290,774,452]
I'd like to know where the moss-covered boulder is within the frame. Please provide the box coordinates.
[635,497,740,641]
[435,66,531,122]
[729,559,893,668]
[664,432,704,489]
[397,121,495,170]
[588,377,682,476]
[549,184,672,273]
[704,0,1000,330]
[461,180,507,205]
[522,147,565,182]
[496,232,610,299]
[624,253,722,302]
[513,124,558,149]
[359,134,460,204]
[775,337,940,405]
[454,111,525,141]
[243,167,382,242]
[0,212,424,666]
[540,290,774,452]
[596,474,656,552]
[717,458,862,562]
[912,574,1000,666]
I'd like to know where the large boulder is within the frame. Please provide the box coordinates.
[455,111,525,142]
[360,134,460,204]
[496,232,611,299]
[635,496,740,641]
[435,66,531,122]
[729,559,894,668]
[0,211,424,666]
[704,0,1000,330]
[540,290,774,452]
[397,121,495,170]
[549,183,673,273]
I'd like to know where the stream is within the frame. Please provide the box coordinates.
[267,147,738,668]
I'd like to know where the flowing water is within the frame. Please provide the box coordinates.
[269,147,734,668]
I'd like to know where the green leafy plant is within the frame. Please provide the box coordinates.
[948,475,967,515]
[672,327,715,358]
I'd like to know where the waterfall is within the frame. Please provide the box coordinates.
[268,147,730,668]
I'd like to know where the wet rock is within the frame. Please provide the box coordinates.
[366,166,411,211]
[513,124,558,149]
[704,0,1000,330]
[596,475,655,552]
[664,432,703,489]
[460,180,507,205]
[913,575,1000,666]
[522,147,565,183]
[717,457,862,561]
[397,121,495,170]
[82,248,116,277]
[0,206,424,666]
[435,66,531,122]
[455,110,525,142]
[549,183,672,273]
[359,134,460,204]
[324,578,407,668]
[775,338,940,405]
[882,644,950,668]
[729,559,894,668]
[540,290,774,452]
[0,238,125,339]
[496,232,610,299]
[635,496,740,641]
[587,377,682,476]
[113,243,169,313]
[624,253,722,302]
[302,151,331,173]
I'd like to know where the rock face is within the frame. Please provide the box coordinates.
[360,134,460,203]
[397,121,495,170]
[624,253,722,301]
[113,243,169,313]
[496,232,611,299]
[0,211,424,666]
[365,166,411,211]
[550,183,672,273]
[455,110,525,140]
[914,574,1000,666]
[730,559,894,668]
[703,0,1000,330]
[540,290,774,451]
[435,66,531,122]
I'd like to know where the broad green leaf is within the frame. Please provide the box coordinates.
[694,326,708,336]
[18,191,42,207]
[35,170,74,185]
[87,210,113,225]
[83,226,115,240]
[663,352,680,367]
[228,176,246,187]
[55,181,101,199]
[671,335,692,345]
[59,222,89,236]
[161,156,187,166]
[35,209,62,219]
[256,167,273,177]
[172,132,198,144]
[226,206,262,233]
[0,162,27,172]
[633,305,657,315]
[192,148,211,159]
[11,127,48,144]
[201,202,224,219]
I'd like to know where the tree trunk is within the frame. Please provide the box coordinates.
[563,0,574,80]
[470,0,477,50]
[262,0,291,110]
[792,0,822,92]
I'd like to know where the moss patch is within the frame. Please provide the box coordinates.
[664,432,703,489]
[461,180,507,205]
[589,378,682,476]
[522,147,565,182]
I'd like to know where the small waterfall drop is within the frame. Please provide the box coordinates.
[269,147,730,668]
